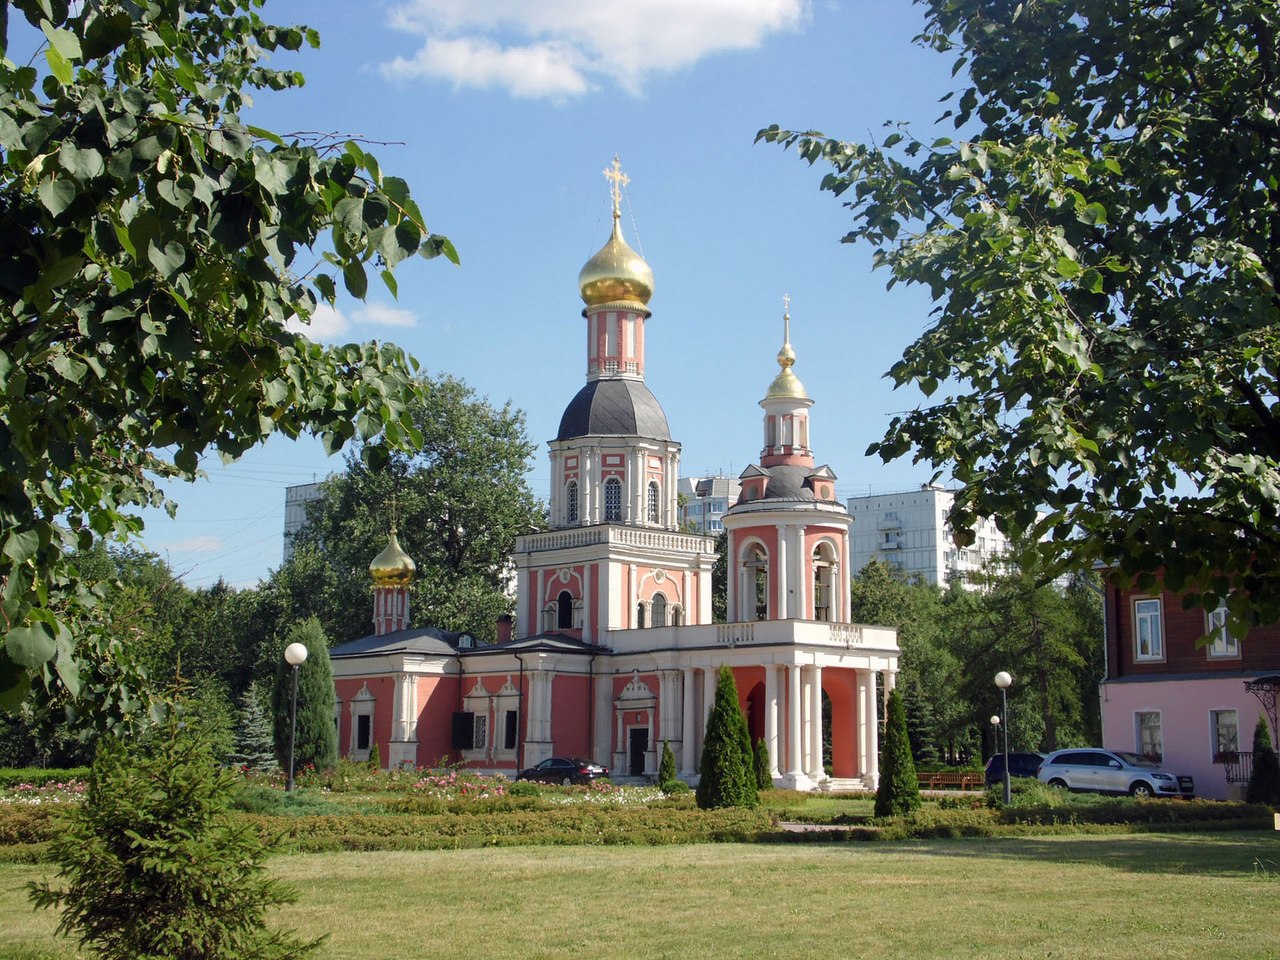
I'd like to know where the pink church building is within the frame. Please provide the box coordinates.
[329,162,900,790]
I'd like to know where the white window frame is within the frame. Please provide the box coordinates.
[1210,709,1239,759]
[349,683,375,762]
[1133,597,1164,661]
[1206,606,1240,659]
[565,480,579,525]
[647,481,660,524]
[1135,710,1162,761]
[604,477,623,522]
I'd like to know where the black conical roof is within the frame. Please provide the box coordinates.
[557,379,671,441]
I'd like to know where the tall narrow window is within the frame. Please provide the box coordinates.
[636,602,646,628]
[565,480,579,525]
[1211,710,1239,758]
[1134,598,1164,661]
[647,481,660,524]
[557,591,573,630]
[1136,711,1162,761]
[604,477,622,522]
[651,593,667,627]
[813,541,836,622]
[1207,606,1240,658]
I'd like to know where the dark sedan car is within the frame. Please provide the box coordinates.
[984,751,1045,786]
[515,757,610,786]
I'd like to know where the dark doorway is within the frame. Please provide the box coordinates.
[629,727,649,776]
[557,591,573,629]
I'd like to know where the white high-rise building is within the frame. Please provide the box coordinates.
[283,481,324,561]
[847,485,1013,587]
[676,475,741,535]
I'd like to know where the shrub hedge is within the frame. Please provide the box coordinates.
[0,767,89,788]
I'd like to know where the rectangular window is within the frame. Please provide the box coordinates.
[1136,711,1162,761]
[1211,709,1239,757]
[504,710,518,750]
[1207,606,1240,658]
[356,714,371,752]
[472,714,488,751]
[1134,598,1164,661]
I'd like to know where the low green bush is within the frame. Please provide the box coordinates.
[231,784,345,817]
[508,781,541,798]
[660,780,690,796]
[0,767,90,788]
[1003,798,1274,828]
[0,805,63,845]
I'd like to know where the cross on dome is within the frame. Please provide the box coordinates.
[604,155,629,220]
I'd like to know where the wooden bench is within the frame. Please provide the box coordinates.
[917,771,985,791]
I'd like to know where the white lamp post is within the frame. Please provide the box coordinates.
[284,641,309,793]
[994,671,1013,804]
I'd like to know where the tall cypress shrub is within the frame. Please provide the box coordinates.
[696,665,757,809]
[753,737,772,790]
[1246,715,1280,807]
[875,687,920,817]
[228,682,277,771]
[271,618,337,775]
[658,740,677,787]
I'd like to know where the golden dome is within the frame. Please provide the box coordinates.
[578,215,654,308]
[369,528,416,586]
[765,305,809,400]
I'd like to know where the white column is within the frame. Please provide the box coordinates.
[792,525,807,621]
[764,663,780,778]
[777,527,788,618]
[786,664,802,777]
[390,673,406,742]
[680,667,696,776]
[580,450,593,523]
[628,563,637,627]
[808,664,823,780]
[682,571,691,624]
[535,569,544,632]
[856,670,869,779]
[841,528,853,622]
[867,669,880,788]
[583,564,593,643]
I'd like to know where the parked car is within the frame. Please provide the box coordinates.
[984,751,1045,786]
[1037,748,1194,798]
[515,757,609,786]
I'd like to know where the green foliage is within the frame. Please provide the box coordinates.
[711,529,728,623]
[279,373,543,643]
[367,741,381,771]
[271,619,337,774]
[1246,716,1280,807]
[762,0,1280,627]
[696,666,757,810]
[228,683,276,772]
[753,737,772,790]
[658,740,677,788]
[0,767,89,788]
[27,705,320,959]
[875,689,920,817]
[0,0,454,720]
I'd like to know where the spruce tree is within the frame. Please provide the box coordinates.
[696,665,756,809]
[29,703,319,960]
[229,682,277,772]
[658,740,677,788]
[753,737,772,790]
[875,688,921,817]
[1246,715,1280,807]
[271,618,338,775]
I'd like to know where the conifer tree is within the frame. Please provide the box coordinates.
[229,682,276,772]
[875,688,921,817]
[696,665,756,809]
[29,702,319,959]
[271,619,337,775]
[753,737,772,790]
[1246,715,1280,807]
[658,740,677,788]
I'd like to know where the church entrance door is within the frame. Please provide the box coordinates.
[629,727,649,776]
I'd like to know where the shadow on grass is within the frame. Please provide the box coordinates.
[838,830,1280,878]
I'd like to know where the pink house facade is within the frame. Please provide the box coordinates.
[329,162,900,789]
[1100,574,1280,800]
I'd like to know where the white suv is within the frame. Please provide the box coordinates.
[1037,749,1194,798]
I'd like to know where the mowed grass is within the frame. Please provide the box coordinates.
[3,832,1279,959]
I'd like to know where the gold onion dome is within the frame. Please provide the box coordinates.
[369,527,416,586]
[578,156,653,308]
[578,218,654,307]
[766,305,809,400]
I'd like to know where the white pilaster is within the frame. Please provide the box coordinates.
[764,663,780,778]
[777,527,788,618]
[583,564,593,643]
[807,663,823,781]
[786,664,802,778]
[866,669,880,790]
[680,667,696,776]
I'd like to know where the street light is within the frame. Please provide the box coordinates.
[994,671,1013,805]
[284,641,309,793]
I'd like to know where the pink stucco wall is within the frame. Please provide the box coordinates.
[1101,677,1268,800]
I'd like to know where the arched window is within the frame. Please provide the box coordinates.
[565,480,579,525]
[651,593,667,627]
[670,604,683,627]
[813,541,837,622]
[557,591,573,630]
[604,477,622,522]
[647,481,660,524]
[636,601,646,628]
[740,543,769,621]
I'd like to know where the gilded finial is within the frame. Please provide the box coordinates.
[765,295,809,400]
[370,495,416,586]
[604,155,629,221]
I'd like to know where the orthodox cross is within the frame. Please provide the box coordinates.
[604,155,629,218]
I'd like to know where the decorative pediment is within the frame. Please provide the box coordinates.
[352,682,375,702]
[464,678,489,700]
[496,676,520,697]
[615,670,655,704]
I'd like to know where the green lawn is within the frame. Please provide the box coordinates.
[3,832,1279,959]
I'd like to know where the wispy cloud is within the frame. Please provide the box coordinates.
[381,0,809,99]
[286,302,418,342]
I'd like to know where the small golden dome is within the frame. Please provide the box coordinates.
[765,306,809,400]
[369,529,415,586]
[578,215,654,308]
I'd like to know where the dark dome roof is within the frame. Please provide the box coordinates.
[557,379,671,441]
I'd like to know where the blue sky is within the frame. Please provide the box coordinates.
[135,0,964,587]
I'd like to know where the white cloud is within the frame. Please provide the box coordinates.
[381,0,809,98]
[162,536,223,554]
[354,303,418,327]
[285,302,417,342]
